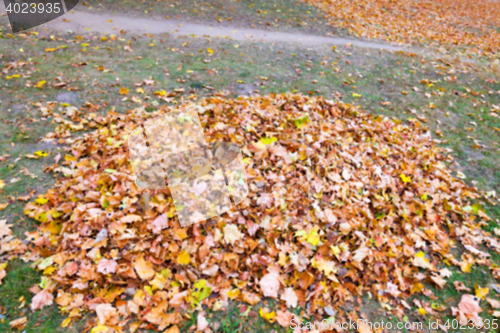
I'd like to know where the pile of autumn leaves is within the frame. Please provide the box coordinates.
[21,94,498,331]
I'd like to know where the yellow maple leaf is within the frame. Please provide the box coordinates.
[35,80,46,89]
[417,307,427,315]
[43,219,62,235]
[119,87,129,95]
[400,173,412,184]
[278,252,288,266]
[61,317,72,328]
[475,285,489,299]
[413,251,433,270]
[259,137,277,145]
[43,265,57,275]
[154,90,167,96]
[65,155,78,162]
[35,196,49,205]
[226,289,240,300]
[307,227,321,246]
[34,150,48,157]
[460,261,472,273]
[144,286,153,296]
[150,273,168,291]
[207,48,214,54]
[259,308,276,323]
[90,325,112,333]
[411,282,424,294]
[330,246,341,256]
[177,250,190,265]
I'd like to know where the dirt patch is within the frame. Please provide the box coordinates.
[236,83,259,96]
[6,104,29,117]
[55,92,80,105]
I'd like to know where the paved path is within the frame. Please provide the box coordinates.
[0,4,404,51]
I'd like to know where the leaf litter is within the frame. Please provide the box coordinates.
[305,0,500,57]
[2,93,499,330]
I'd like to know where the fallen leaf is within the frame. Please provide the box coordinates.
[149,214,169,234]
[413,251,433,270]
[134,256,155,280]
[164,326,180,333]
[35,80,46,89]
[97,259,118,275]
[475,285,489,299]
[487,298,500,309]
[223,224,242,245]
[90,325,113,333]
[260,272,280,298]
[281,288,298,308]
[0,262,7,285]
[31,290,54,311]
[95,303,117,325]
[259,307,276,323]
[430,275,447,289]
[241,291,261,305]
[10,317,27,329]
[197,311,209,331]
[440,268,453,278]
[0,220,12,238]
[275,310,293,327]
[457,294,482,325]
[177,250,191,265]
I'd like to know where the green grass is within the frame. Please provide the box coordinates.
[0,261,69,332]
[0,12,500,332]
[186,300,289,333]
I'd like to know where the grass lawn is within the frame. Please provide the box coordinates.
[83,0,339,36]
[0,2,500,332]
